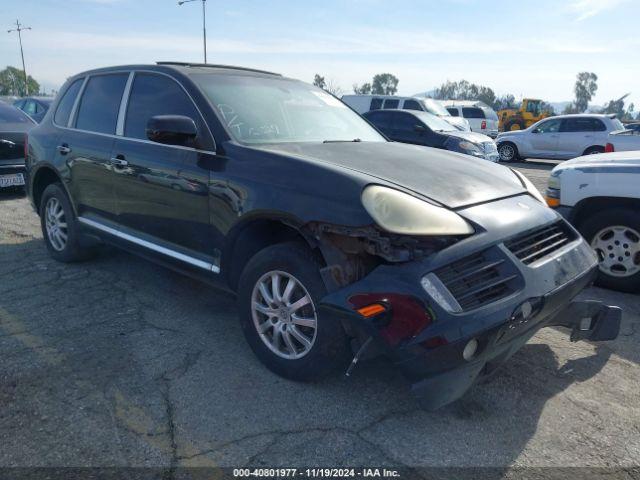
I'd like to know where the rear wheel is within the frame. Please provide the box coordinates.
[579,208,640,292]
[583,146,605,156]
[40,183,96,262]
[237,242,350,381]
[498,142,519,162]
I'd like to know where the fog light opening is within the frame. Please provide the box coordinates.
[463,338,479,361]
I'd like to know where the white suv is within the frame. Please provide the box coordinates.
[442,101,499,138]
[546,150,640,292]
[341,95,470,131]
[497,114,625,162]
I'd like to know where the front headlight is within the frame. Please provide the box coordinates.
[457,140,485,158]
[512,169,546,204]
[361,185,475,235]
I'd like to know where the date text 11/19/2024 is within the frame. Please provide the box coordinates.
[233,468,401,478]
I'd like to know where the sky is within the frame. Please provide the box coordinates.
[1,0,639,108]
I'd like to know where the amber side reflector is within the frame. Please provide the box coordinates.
[357,303,386,318]
[546,197,560,208]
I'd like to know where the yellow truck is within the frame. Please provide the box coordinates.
[498,98,549,131]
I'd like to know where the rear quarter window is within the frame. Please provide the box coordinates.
[462,107,485,119]
[54,79,84,126]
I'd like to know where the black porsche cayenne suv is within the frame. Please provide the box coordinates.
[25,63,621,409]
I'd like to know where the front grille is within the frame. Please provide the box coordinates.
[435,251,517,311]
[505,221,573,266]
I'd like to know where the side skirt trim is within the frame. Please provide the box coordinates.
[78,216,220,274]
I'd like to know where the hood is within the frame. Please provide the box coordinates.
[553,151,640,173]
[497,129,526,140]
[444,116,470,131]
[445,130,494,144]
[257,141,525,209]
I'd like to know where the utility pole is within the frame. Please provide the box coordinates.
[7,19,32,96]
[178,0,207,63]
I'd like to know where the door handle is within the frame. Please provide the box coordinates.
[57,144,71,155]
[110,156,128,167]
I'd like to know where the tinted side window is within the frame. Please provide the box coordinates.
[462,107,485,119]
[447,108,459,116]
[383,99,399,109]
[394,113,420,131]
[403,99,422,111]
[561,117,606,132]
[370,98,383,110]
[125,73,200,140]
[75,74,129,134]
[366,112,392,130]
[54,79,83,126]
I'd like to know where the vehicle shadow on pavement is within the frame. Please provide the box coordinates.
[0,239,634,468]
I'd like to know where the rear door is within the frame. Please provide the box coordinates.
[557,117,598,158]
[529,117,562,158]
[110,71,214,257]
[59,73,129,223]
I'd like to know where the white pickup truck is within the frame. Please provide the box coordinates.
[605,129,640,152]
[546,150,640,292]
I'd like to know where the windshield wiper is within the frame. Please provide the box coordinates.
[322,138,362,143]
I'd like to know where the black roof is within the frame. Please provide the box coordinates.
[156,62,281,76]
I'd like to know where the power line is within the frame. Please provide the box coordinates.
[7,19,32,96]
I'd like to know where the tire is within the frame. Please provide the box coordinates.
[506,120,525,131]
[578,208,640,293]
[498,142,520,162]
[39,183,96,263]
[583,146,605,156]
[237,242,351,381]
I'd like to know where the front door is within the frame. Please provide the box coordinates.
[111,71,215,262]
[529,118,562,158]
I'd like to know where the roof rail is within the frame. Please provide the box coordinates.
[156,62,281,76]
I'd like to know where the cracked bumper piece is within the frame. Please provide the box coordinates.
[318,198,622,410]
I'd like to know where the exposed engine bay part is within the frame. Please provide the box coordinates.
[303,222,461,291]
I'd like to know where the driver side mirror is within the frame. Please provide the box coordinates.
[414,124,427,134]
[146,115,198,147]
[532,128,540,134]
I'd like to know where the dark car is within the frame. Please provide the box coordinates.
[1,102,35,191]
[623,122,640,133]
[25,63,620,409]
[13,96,54,123]
[363,109,500,162]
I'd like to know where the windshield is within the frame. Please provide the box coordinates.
[0,103,34,124]
[420,98,451,117]
[192,74,385,144]
[412,110,457,132]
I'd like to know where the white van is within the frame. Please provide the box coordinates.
[341,95,470,131]
[442,101,499,138]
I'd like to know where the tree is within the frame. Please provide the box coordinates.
[0,66,40,96]
[371,73,399,95]
[313,74,326,90]
[493,94,518,111]
[323,78,344,97]
[433,79,496,110]
[600,93,630,119]
[352,82,372,94]
[573,72,598,113]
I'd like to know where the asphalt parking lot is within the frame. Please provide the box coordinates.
[0,160,638,471]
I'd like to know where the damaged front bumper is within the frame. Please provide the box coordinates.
[317,194,622,410]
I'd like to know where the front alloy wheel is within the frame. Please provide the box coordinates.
[498,143,517,162]
[237,242,350,381]
[251,270,318,360]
